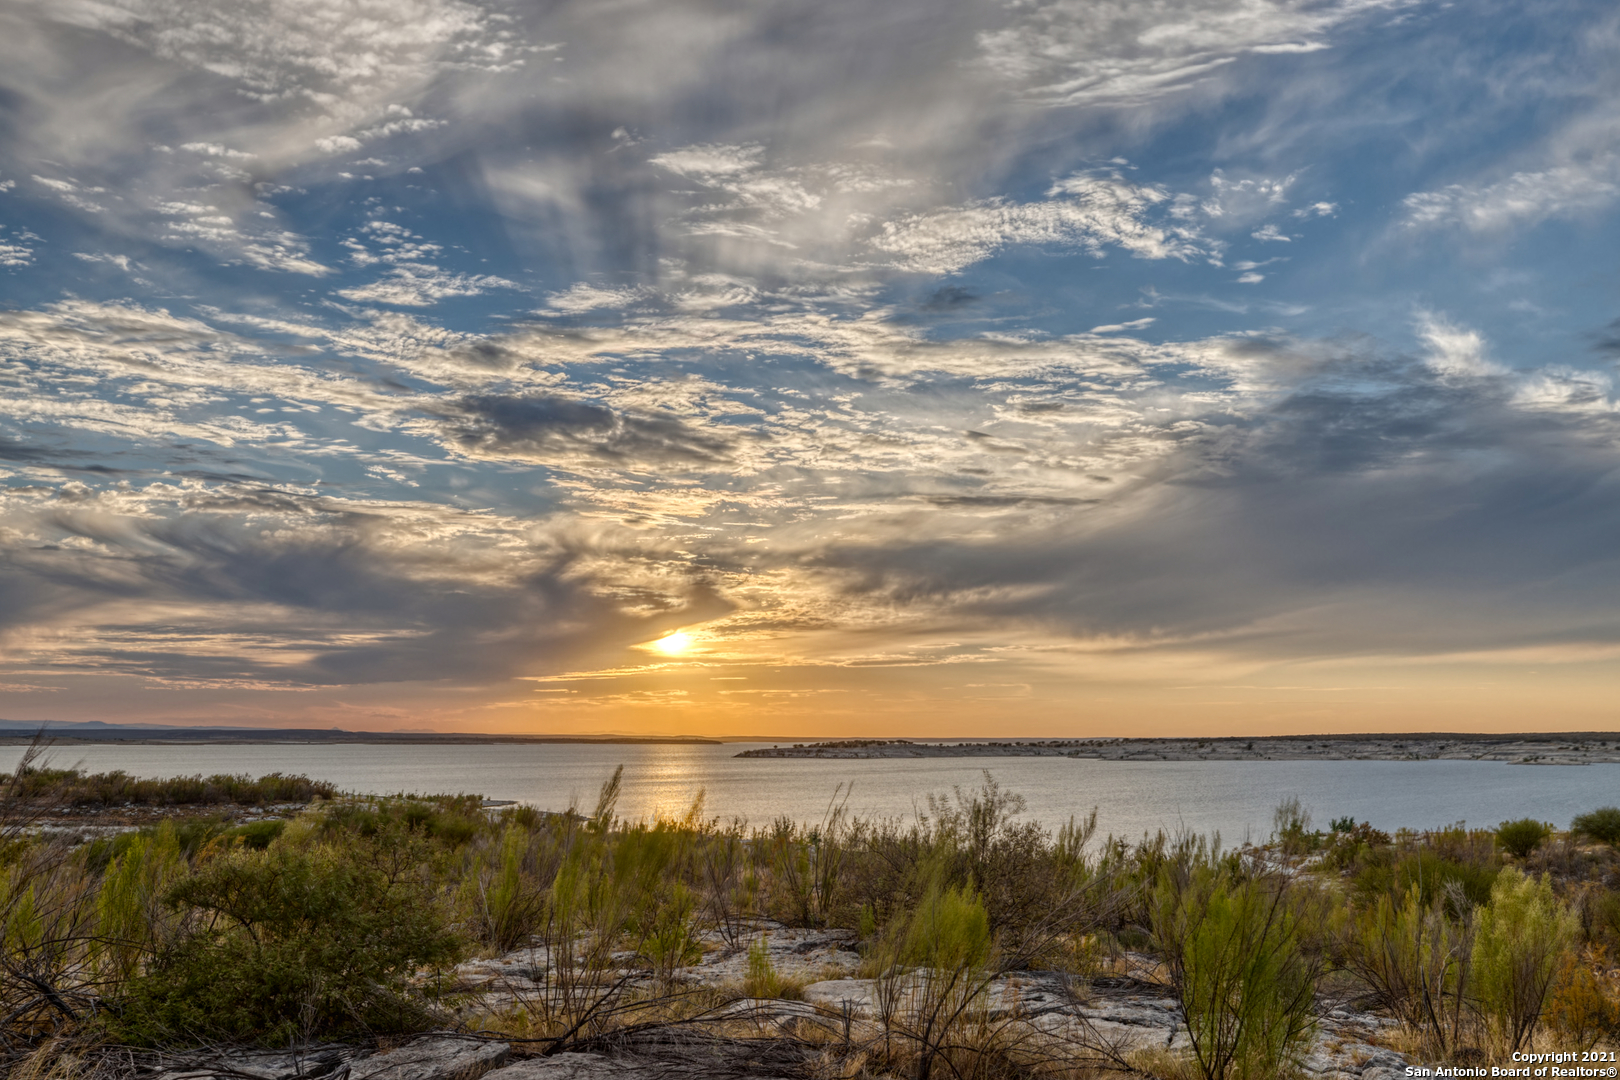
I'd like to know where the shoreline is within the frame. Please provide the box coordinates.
[737,733,1620,764]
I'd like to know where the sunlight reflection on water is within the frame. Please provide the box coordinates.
[6,741,1617,841]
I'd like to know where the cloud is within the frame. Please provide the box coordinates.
[35,0,512,111]
[8,281,1620,696]
[0,479,726,686]
[0,0,519,270]
[977,0,1417,106]
[651,144,766,178]
[337,266,520,307]
[751,341,1620,665]
[5,0,1620,720]
[1415,311,1503,377]
[155,200,330,275]
[1403,156,1620,232]
[543,283,652,314]
[0,230,34,267]
[424,393,740,469]
[871,173,1209,274]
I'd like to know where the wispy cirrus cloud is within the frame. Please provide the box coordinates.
[977,0,1419,106]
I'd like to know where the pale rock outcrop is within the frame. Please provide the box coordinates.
[349,1037,510,1080]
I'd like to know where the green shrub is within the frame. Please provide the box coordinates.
[867,877,997,1080]
[899,879,993,971]
[1547,949,1619,1053]
[1338,885,1469,1056]
[1153,867,1320,1080]
[1496,819,1551,859]
[1353,848,1498,913]
[466,824,544,952]
[8,768,336,808]
[94,823,185,983]
[228,820,286,850]
[643,880,702,981]
[1272,796,1319,856]
[1572,808,1620,847]
[115,839,462,1045]
[1471,867,1578,1053]
[1320,822,1392,871]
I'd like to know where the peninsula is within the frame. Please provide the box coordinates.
[735,732,1620,764]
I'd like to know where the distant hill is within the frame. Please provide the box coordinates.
[0,719,719,745]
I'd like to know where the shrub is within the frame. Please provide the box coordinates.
[1496,819,1551,859]
[8,768,337,808]
[1337,885,1470,1056]
[1321,822,1392,871]
[229,820,286,851]
[116,839,462,1045]
[643,879,702,982]
[1153,867,1320,1080]
[1471,867,1579,1053]
[1272,796,1319,856]
[94,823,185,983]
[1547,948,1620,1052]
[1572,807,1620,847]
[869,879,997,1080]
[1353,848,1497,913]
[899,878,993,971]
[466,824,545,952]
[0,840,98,1041]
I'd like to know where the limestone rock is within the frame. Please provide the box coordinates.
[150,1047,357,1080]
[349,1037,510,1080]
[481,1054,624,1079]
[802,977,876,1013]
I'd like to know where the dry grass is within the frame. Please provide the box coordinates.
[1126,1046,1204,1080]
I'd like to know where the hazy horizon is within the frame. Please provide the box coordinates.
[4,0,1620,737]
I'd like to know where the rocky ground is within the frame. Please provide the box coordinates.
[738,733,1620,764]
[144,924,1414,1080]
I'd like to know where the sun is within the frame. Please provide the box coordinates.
[650,630,694,656]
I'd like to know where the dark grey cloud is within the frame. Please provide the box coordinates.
[782,347,1620,660]
[0,438,52,463]
[427,393,739,469]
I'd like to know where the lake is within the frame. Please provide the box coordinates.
[5,741,1616,842]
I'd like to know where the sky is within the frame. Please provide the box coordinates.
[2,0,1620,738]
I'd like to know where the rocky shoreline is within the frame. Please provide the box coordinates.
[736,733,1620,764]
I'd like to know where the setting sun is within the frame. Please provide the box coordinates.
[650,631,694,656]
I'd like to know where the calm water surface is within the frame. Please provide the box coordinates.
[5,742,1617,841]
